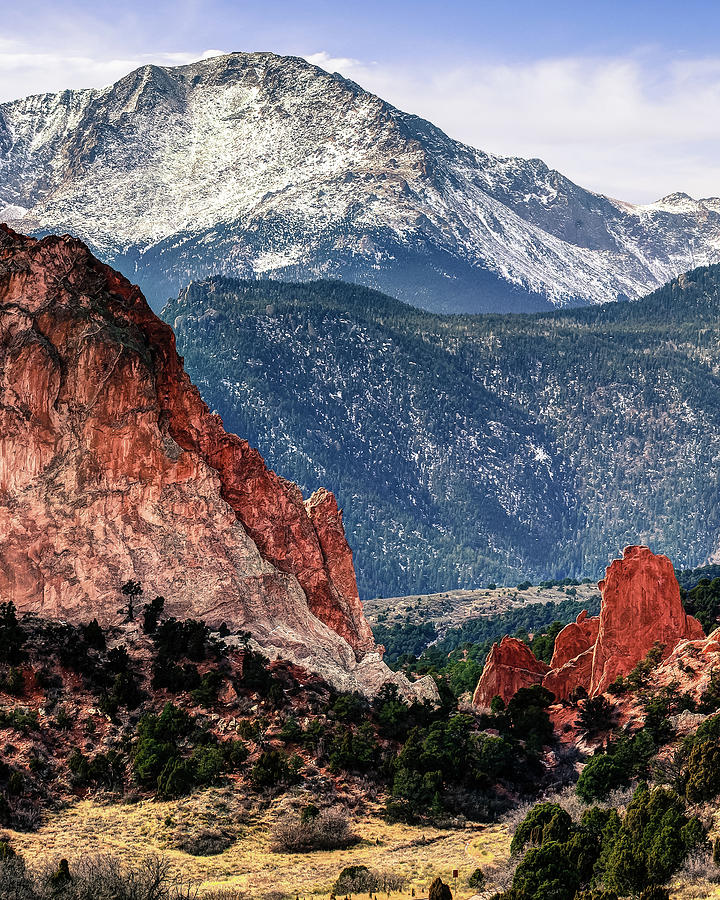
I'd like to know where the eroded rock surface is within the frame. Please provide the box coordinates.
[589,545,704,694]
[0,226,431,699]
[474,545,704,706]
[472,636,549,708]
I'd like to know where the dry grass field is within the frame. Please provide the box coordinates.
[5,788,720,898]
[364,583,600,632]
[5,789,510,898]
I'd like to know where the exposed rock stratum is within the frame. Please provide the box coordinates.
[474,545,704,707]
[0,225,436,701]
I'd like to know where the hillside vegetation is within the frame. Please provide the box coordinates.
[164,266,720,597]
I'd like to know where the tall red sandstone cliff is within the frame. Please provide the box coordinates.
[0,226,431,698]
[473,545,705,707]
[588,545,704,695]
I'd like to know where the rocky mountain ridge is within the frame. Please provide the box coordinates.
[0,225,434,701]
[2,52,720,312]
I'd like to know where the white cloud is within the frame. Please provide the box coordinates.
[0,39,226,100]
[305,52,720,203]
[304,51,362,73]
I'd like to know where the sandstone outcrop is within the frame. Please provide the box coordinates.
[473,545,705,706]
[588,545,704,695]
[472,636,549,708]
[549,610,599,670]
[0,226,432,699]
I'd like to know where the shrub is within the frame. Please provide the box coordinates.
[190,670,222,707]
[510,839,580,900]
[606,677,627,696]
[53,706,74,730]
[119,579,143,622]
[510,802,573,855]
[0,707,38,733]
[238,649,272,694]
[171,825,235,856]
[685,739,720,802]
[627,643,665,691]
[142,596,165,635]
[597,785,704,894]
[0,668,25,697]
[81,618,106,650]
[153,618,213,662]
[468,867,484,888]
[682,577,720,633]
[68,749,125,790]
[576,754,626,803]
[133,704,194,788]
[576,732,656,802]
[332,692,368,723]
[506,685,554,750]
[328,722,379,773]
[0,604,26,665]
[156,758,195,799]
[428,877,452,900]
[373,683,411,740]
[279,717,303,744]
[638,888,670,900]
[152,659,201,693]
[250,750,297,789]
[332,865,406,894]
[29,853,196,899]
[698,670,720,713]
[271,807,358,853]
[530,621,564,663]
[99,670,144,717]
[576,696,616,736]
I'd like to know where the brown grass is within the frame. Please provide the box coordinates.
[4,789,509,898]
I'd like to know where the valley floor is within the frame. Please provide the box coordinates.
[4,791,508,897]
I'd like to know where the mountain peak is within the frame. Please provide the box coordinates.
[2,52,720,312]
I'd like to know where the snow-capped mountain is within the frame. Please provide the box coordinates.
[2,52,720,312]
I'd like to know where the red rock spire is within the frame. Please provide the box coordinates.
[473,545,705,708]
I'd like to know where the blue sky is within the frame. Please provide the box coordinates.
[2,0,720,202]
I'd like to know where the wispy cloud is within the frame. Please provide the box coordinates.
[305,51,720,202]
[0,39,225,100]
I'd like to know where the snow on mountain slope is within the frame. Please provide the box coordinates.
[1,52,719,312]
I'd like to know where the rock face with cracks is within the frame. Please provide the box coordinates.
[471,636,549,707]
[0,225,435,700]
[473,545,705,706]
[588,544,704,695]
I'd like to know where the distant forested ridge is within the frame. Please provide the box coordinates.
[163,265,720,598]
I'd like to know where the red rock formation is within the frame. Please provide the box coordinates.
[474,546,705,707]
[0,226,396,693]
[541,610,600,701]
[543,647,595,702]
[588,545,704,695]
[549,610,599,670]
[304,488,373,653]
[472,636,549,708]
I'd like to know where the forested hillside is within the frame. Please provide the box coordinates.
[163,266,720,597]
